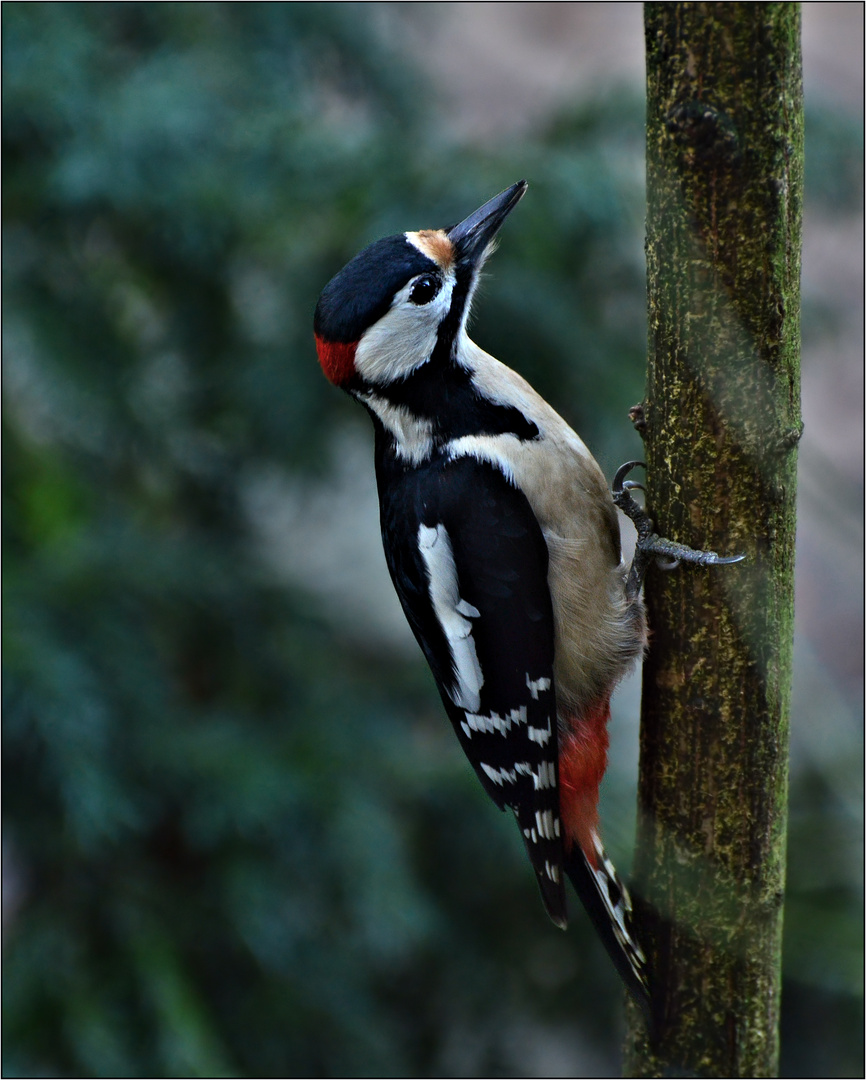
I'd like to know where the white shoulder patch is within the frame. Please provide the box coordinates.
[417,523,484,712]
[445,435,517,487]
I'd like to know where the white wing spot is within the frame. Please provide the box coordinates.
[480,762,517,786]
[535,809,558,841]
[462,706,527,737]
[526,674,552,700]
[418,523,484,712]
[532,760,557,790]
[528,719,553,746]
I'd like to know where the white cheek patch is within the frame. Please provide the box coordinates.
[417,523,483,712]
[354,307,438,384]
[354,275,454,386]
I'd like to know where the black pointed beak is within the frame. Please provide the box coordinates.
[446,180,527,267]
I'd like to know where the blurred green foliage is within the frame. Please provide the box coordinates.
[3,4,861,1077]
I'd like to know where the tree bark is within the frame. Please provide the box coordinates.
[623,5,802,1076]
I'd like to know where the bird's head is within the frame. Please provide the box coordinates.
[314,180,527,390]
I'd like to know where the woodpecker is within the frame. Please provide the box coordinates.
[313,181,738,1018]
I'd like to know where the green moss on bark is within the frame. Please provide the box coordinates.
[624,5,802,1076]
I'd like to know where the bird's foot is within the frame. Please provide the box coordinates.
[612,461,745,600]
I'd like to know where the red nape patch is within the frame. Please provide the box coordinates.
[559,698,612,866]
[315,335,357,386]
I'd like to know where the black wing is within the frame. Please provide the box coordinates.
[378,453,567,926]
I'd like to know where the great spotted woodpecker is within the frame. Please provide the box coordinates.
[313,181,739,1018]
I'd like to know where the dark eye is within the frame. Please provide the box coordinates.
[409,275,441,305]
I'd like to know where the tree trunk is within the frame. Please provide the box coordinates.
[623,5,802,1076]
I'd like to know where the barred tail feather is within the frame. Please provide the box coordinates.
[565,831,653,1025]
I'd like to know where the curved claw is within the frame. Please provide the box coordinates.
[611,459,745,598]
[644,541,746,569]
[612,460,646,495]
